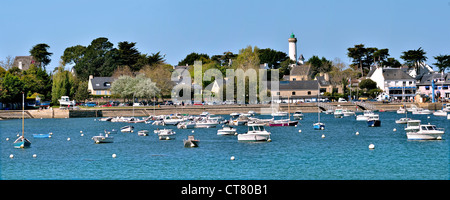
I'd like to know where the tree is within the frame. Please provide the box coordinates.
[110,74,159,100]
[211,51,237,66]
[306,56,332,79]
[30,43,53,69]
[258,48,288,69]
[232,45,260,71]
[433,54,450,73]
[116,41,141,71]
[178,52,210,66]
[383,57,401,68]
[51,64,74,105]
[400,47,427,74]
[0,55,15,70]
[347,44,366,76]
[359,79,377,91]
[0,72,24,103]
[373,48,389,66]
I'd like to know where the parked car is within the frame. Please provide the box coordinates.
[164,101,174,105]
[85,102,97,107]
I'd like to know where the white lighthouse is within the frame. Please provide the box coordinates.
[288,33,297,63]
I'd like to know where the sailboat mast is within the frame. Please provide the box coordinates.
[22,92,24,138]
[317,82,320,123]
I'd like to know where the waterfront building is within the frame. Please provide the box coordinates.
[367,67,416,101]
[88,75,112,95]
[416,72,450,100]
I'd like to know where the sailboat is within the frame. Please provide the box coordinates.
[395,84,412,124]
[13,93,31,148]
[313,83,325,130]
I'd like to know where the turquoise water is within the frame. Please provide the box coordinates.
[1,112,448,180]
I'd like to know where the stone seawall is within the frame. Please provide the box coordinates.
[0,102,439,119]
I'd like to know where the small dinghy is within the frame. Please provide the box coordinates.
[183,135,200,147]
[92,133,114,143]
[121,125,134,132]
[138,130,149,136]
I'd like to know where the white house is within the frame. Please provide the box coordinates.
[367,67,416,101]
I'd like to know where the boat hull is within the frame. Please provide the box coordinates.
[367,120,381,127]
[313,123,325,130]
[92,136,114,143]
[183,140,200,147]
[268,121,298,127]
[237,134,270,142]
[13,140,31,148]
[406,132,444,140]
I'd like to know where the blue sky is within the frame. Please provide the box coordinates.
[1,0,449,72]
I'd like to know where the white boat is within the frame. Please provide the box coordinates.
[157,129,176,140]
[406,104,418,112]
[195,120,219,128]
[177,121,196,129]
[412,108,432,115]
[356,110,375,121]
[99,117,113,121]
[247,111,257,116]
[238,123,271,142]
[163,116,185,125]
[396,106,406,114]
[58,96,76,106]
[443,104,450,112]
[448,114,450,120]
[121,125,134,132]
[404,120,421,134]
[293,111,304,120]
[230,112,241,118]
[407,124,445,140]
[138,130,149,136]
[92,133,114,143]
[271,111,288,117]
[395,117,412,124]
[183,135,200,147]
[342,109,355,117]
[217,125,237,135]
[433,110,447,117]
[334,106,344,118]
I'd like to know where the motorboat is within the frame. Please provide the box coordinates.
[293,111,304,120]
[157,129,176,140]
[138,130,149,136]
[404,120,421,134]
[406,104,418,112]
[237,124,271,142]
[58,96,76,106]
[99,117,113,121]
[396,106,406,114]
[412,108,432,115]
[443,104,450,112]
[247,111,257,116]
[342,109,355,117]
[163,115,185,125]
[334,106,344,118]
[313,122,325,130]
[271,111,288,117]
[356,110,375,121]
[229,116,248,126]
[407,124,445,140]
[324,109,334,114]
[183,135,200,147]
[268,119,298,127]
[92,133,114,143]
[395,117,412,124]
[433,110,447,117]
[217,125,237,135]
[120,125,134,132]
[230,112,241,118]
[367,114,381,127]
[177,121,196,129]
[195,120,219,128]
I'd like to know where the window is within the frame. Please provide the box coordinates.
[409,81,412,85]
[292,78,296,81]
[276,92,280,95]
[307,91,311,95]
[292,91,296,95]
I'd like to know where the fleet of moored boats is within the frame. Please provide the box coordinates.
[10,100,450,149]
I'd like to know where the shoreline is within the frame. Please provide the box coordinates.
[0,102,444,119]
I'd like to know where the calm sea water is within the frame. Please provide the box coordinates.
[1,112,448,180]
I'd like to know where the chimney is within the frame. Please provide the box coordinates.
[89,75,94,80]
[324,73,329,81]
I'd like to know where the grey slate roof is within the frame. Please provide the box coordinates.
[278,80,319,90]
[91,77,112,90]
[382,68,414,80]
[416,73,450,86]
